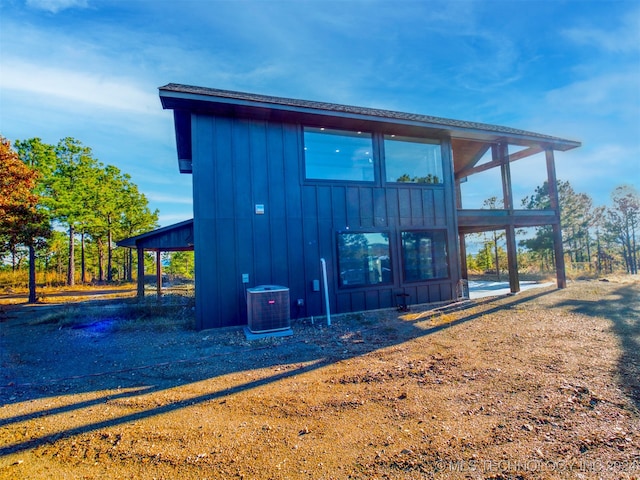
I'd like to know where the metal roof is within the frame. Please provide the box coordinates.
[159,83,581,151]
[117,219,193,251]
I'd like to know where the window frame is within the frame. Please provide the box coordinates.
[336,230,393,288]
[400,229,450,283]
[382,134,444,186]
[303,126,376,183]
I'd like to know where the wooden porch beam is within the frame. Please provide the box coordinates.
[508,145,544,162]
[457,210,559,234]
[456,144,545,180]
[456,157,502,179]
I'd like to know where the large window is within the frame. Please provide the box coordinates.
[337,232,392,287]
[402,231,448,281]
[304,127,374,181]
[384,135,442,184]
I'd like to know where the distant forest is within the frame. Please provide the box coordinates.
[1,136,168,301]
[466,181,639,279]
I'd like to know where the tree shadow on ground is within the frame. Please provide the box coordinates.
[550,282,640,411]
[0,288,557,456]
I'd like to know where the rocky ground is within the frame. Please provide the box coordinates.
[0,278,638,479]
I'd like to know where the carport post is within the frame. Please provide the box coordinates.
[136,246,145,299]
[156,250,162,299]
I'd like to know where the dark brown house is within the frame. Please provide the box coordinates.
[158,84,580,330]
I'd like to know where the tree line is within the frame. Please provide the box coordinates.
[2,134,636,300]
[1,136,159,301]
[467,180,639,277]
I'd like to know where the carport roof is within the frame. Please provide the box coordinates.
[117,219,193,251]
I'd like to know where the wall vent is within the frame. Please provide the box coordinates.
[246,285,290,333]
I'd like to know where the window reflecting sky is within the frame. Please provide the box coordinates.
[304,128,374,181]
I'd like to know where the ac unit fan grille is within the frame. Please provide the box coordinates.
[247,286,290,334]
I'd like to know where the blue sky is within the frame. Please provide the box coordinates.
[1,0,638,227]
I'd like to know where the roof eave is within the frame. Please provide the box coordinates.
[159,85,581,163]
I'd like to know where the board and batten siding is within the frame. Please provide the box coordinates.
[191,113,460,329]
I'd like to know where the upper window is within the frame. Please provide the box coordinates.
[384,135,443,184]
[401,230,449,281]
[337,232,392,287]
[304,127,374,182]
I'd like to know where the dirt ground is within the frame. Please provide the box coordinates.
[1,278,639,479]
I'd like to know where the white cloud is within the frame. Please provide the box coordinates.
[544,72,640,118]
[1,58,159,115]
[26,0,88,13]
[554,143,640,207]
[451,32,523,92]
[562,143,638,179]
[562,10,640,53]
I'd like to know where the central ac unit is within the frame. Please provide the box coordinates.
[246,285,290,333]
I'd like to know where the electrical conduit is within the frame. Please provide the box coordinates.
[320,258,331,326]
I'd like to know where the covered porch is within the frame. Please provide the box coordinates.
[117,219,194,299]
[452,140,578,294]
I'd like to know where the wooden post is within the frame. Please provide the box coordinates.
[459,233,469,280]
[136,247,145,299]
[505,228,519,293]
[456,180,469,281]
[28,245,37,304]
[499,143,513,212]
[545,149,567,288]
[496,143,520,294]
[156,250,162,299]
[442,137,463,302]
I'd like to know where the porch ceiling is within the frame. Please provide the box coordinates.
[451,139,491,177]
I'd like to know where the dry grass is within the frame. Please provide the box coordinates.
[0,283,138,305]
[0,278,638,479]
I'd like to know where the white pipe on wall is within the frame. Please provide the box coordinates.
[320,258,331,326]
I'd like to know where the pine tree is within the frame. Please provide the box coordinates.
[607,185,639,274]
[1,137,51,302]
